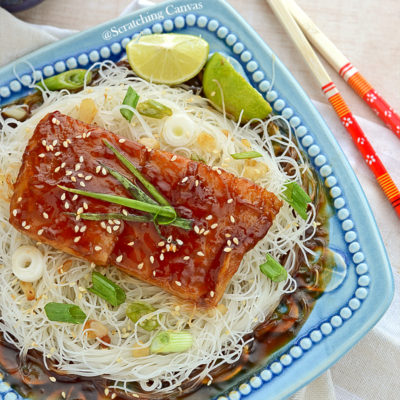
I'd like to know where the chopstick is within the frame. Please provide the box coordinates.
[266,0,400,217]
[285,0,400,140]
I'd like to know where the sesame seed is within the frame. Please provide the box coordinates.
[77,207,84,215]
[150,256,155,264]
[113,225,119,231]
[101,167,107,176]
[116,255,123,263]
[42,140,47,146]
[75,163,81,171]
[86,132,91,138]
[61,193,66,201]
[119,138,126,143]
[114,220,121,225]
[49,376,57,382]
[224,247,232,253]
[38,229,44,236]
[85,175,93,181]
[71,176,77,182]
[76,135,82,139]
[206,215,213,220]
[199,228,205,235]
[45,145,51,151]
[176,239,183,246]
[160,254,165,261]
[78,173,84,178]
[96,166,101,174]
[61,392,66,399]
[227,240,232,247]
[227,198,233,204]
[195,180,199,187]
[107,226,112,234]
[225,233,231,238]
[21,220,26,227]
[167,235,173,243]
[181,177,188,183]
[54,151,61,156]
[38,153,45,158]
[63,141,68,148]
[104,388,110,396]
[211,223,218,229]
[197,251,205,257]
[111,393,117,399]
[171,155,177,162]
[75,215,81,221]
[194,225,200,234]
[80,226,87,233]
[79,156,84,163]
[233,237,239,245]
[210,291,215,298]
[52,139,58,146]
[83,202,88,210]
[203,230,210,236]
[175,280,182,287]
[94,245,102,251]
[24,225,31,230]
[17,197,22,203]
[74,236,81,243]
[43,212,49,219]
[82,132,87,139]
[122,209,128,216]
[230,215,235,223]
[217,169,222,175]
[12,209,17,217]
[100,221,107,229]
[66,170,73,176]
[128,241,134,246]
[72,194,78,201]
[137,263,144,270]
[183,256,190,261]
[153,271,156,276]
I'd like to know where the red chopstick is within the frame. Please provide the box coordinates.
[267,0,400,218]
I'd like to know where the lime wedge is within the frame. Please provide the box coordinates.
[202,53,272,123]
[126,34,209,85]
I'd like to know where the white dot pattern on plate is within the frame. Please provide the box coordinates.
[0,16,372,400]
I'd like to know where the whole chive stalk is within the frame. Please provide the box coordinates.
[44,302,87,324]
[282,182,311,220]
[137,100,173,119]
[100,163,157,205]
[150,331,193,354]
[88,271,126,307]
[126,302,159,331]
[36,69,92,91]
[120,86,139,122]
[58,185,176,220]
[103,140,170,207]
[259,254,288,283]
[230,151,262,160]
[78,212,193,231]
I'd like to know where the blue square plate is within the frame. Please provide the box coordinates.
[0,1,394,399]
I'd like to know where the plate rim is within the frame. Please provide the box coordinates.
[0,0,394,399]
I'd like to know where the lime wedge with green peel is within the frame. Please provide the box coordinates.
[202,53,272,123]
[126,33,209,85]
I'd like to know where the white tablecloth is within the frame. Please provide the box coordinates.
[0,1,399,399]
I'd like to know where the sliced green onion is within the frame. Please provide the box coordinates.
[58,185,176,220]
[259,254,288,282]
[126,302,159,331]
[190,153,206,163]
[88,271,126,307]
[76,212,192,231]
[137,100,173,119]
[230,151,262,160]
[120,86,139,122]
[282,182,311,220]
[36,69,92,91]
[100,163,156,205]
[44,302,86,324]
[150,331,193,354]
[103,140,170,207]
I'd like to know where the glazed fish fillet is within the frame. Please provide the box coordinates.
[10,111,282,307]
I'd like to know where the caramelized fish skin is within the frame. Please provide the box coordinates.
[10,111,282,307]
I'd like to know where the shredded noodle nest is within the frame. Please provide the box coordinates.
[0,61,316,394]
